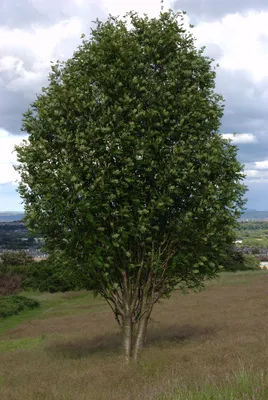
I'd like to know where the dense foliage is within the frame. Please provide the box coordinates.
[0,250,33,268]
[0,274,23,296]
[223,250,260,272]
[16,10,246,360]
[0,295,40,318]
[0,251,84,295]
[0,251,33,296]
[23,257,83,293]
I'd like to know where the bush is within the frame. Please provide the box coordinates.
[0,262,30,296]
[223,251,260,272]
[0,274,23,296]
[1,253,86,294]
[242,254,260,270]
[23,259,82,293]
[0,250,33,267]
[0,295,40,318]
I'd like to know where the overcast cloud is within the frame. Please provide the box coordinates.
[0,0,268,210]
[174,0,268,23]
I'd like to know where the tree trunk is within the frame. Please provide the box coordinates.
[123,313,133,362]
[132,311,151,361]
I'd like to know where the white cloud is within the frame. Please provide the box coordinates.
[245,170,268,182]
[221,133,257,144]
[0,17,84,94]
[244,161,268,182]
[194,11,268,82]
[254,160,268,169]
[246,169,261,177]
[0,18,83,60]
[246,177,268,183]
[101,0,172,18]
[245,159,268,170]
[0,129,28,184]
[0,1,173,102]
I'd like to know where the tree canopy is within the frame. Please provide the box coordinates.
[16,9,246,361]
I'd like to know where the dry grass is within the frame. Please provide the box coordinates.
[1,271,268,399]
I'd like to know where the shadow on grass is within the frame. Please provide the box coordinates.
[46,324,216,359]
[47,332,122,359]
[148,323,216,347]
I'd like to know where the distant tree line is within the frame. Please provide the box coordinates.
[236,221,268,240]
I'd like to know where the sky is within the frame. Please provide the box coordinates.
[0,0,268,211]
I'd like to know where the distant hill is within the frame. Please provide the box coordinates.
[1,210,268,222]
[240,210,268,221]
[0,212,24,222]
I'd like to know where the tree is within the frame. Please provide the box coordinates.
[16,10,246,361]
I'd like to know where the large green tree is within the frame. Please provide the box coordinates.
[16,10,246,361]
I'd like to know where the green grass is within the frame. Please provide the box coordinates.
[0,271,263,335]
[0,306,44,335]
[0,295,40,319]
[0,290,105,335]
[208,270,268,286]
[0,337,43,352]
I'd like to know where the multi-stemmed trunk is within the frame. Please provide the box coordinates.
[122,310,133,362]
[102,252,172,362]
[132,311,151,360]
[121,301,153,362]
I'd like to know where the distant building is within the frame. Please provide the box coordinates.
[33,255,48,261]
[260,261,268,270]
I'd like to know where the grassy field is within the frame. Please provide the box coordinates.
[1,271,268,399]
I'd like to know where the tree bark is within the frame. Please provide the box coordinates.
[132,310,151,361]
[122,313,133,362]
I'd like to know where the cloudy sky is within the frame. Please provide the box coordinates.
[0,0,268,211]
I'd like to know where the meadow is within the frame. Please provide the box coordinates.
[1,271,268,399]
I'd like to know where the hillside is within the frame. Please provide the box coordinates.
[1,272,268,399]
[240,210,268,221]
[2,210,268,223]
[0,213,24,222]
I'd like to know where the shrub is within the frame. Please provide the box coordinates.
[242,254,260,270]
[23,259,82,293]
[0,295,40,318]
[0,253,34,296]
[223,251,260,272]
[0,274,23,296]
[0,250,33,267]
[0,261,30,296]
